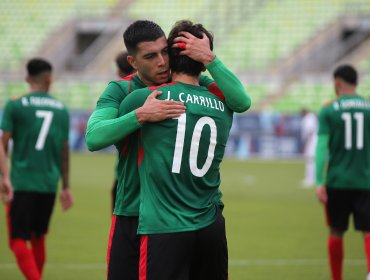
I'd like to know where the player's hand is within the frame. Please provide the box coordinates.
[135,90,186,124]
[60,188,73,211]
[316,186,327,204]
[172,31,215,65]
[0,176,13,203]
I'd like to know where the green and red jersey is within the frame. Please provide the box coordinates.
[87,57,251,217]
[318,94,370,190]
[1,92,69,193]
[118,82,233,234]
[102,73,219,216]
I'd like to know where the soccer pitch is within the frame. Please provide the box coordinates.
[0,153,366,279]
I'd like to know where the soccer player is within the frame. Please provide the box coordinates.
[111,51,136,212]
[0,142,13,203]
[85,20,250,280]
[315,65,370,280]
[115,51,135,79]
[1,58,73,280]
[118,20,250,280]
[300,108,317,188]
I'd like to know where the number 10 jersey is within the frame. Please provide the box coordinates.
[119,82,233,234]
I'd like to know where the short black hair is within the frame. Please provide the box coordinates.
[115,51,135,76]
[123,20,165,55]
[333,65,358,86]
[27,58,52,77]
[167,20,213,77]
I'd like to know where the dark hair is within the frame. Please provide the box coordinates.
[123,20,165,55]
[333,65,358,86]
[27,58,52,77]
[115,51,135,76]
[167,20,213,77]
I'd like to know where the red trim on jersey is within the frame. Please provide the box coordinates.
[208,82,225,102]
[138,132,144,167]
[323,100,333,107]
[117,73,137,82]
[139,235,148,280]
[106,215,117,278]
[148,81,178,91]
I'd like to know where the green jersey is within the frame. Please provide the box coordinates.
[318,95,370,189]
[119,82,233,234]
[102,73,216,216]
[1,92,69,193]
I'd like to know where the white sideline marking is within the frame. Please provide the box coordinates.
[0,259,366,270]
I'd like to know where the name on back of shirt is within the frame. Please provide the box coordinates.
[21,96,64,109]
[333,99,370,111]
[165,90,224,112]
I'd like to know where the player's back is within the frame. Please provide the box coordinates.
[3,92,69,192]
[120,82,233,234]
[321,95,370,189]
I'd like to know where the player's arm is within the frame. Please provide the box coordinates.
[173,32,251,113]
[60,111,73,211]
[86,83,185,151]
[0,100,14,202]
[315,108,329,204]
[0,142,13,203]
[119,90,184,124]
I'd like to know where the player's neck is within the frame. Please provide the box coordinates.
[338,85,356,97]
[171,72,199,86]
[30,84,49,93]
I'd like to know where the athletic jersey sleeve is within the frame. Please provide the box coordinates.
[119,89,150,116]
[205,56,251,113]
[315,107,330,185]
[85,81,141,151]
[315,134,329,186]
[1,100,15,132]
[317,106,330,135]
[85,108,141,151]
[62,108,70,142]
[96,81,127,110]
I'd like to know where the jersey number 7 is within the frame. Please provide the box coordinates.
[35,110,54,151]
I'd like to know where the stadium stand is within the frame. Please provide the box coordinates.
[0,0,370,112]
[0,0,117,71]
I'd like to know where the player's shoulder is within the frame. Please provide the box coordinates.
[148,81,178,91]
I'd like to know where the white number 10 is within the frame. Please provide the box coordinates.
[172,114,217,177]
[35,110,54,150]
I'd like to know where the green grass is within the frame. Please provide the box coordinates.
[0,154,367,279]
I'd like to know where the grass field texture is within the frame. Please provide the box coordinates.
[0,153,367,279]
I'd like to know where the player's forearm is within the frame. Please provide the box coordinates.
[315,134,329,185]
[206,56,251,113]
[0,145,9,178]
[85,108,141,151]
[61,141,70,190]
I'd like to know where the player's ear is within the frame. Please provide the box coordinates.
[127,55,137,70]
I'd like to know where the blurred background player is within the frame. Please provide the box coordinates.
[111,51,135,212]
[315,65,370,280]
[1,58,73,280]
[115,51,135,79]
[300,107,318,188]
[118,20,251,280]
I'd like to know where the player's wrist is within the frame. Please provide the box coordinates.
[201,52,216,66]
[135,107,147,124]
